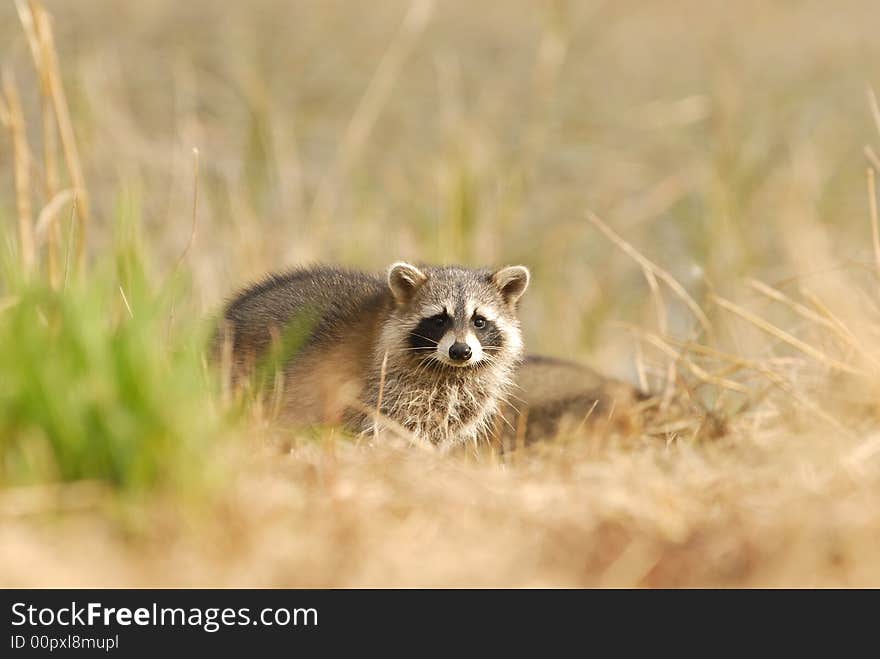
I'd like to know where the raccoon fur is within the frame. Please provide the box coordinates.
[502,355,649,444]
[215,262,530,446]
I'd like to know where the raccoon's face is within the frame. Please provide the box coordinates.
[384,262,530,370]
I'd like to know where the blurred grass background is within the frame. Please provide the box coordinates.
[2,0,880,586]
[5,0,879,366]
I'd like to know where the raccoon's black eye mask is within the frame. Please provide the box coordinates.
[409,314,450,350]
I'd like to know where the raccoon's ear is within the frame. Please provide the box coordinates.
[388,262,428,304]
[492,265,530,308]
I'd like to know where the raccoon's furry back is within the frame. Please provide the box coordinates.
[214,266,392,428]
[217,266,389,359]
[502,355,648,444]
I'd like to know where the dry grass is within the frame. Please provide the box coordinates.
[2,0,880,587]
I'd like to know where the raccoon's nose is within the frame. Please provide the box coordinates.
[449,342,472,362]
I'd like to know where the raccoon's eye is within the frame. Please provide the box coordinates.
[473,316,487,329]
[432,314,448,327]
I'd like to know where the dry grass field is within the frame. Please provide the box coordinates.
[2,0,880,587]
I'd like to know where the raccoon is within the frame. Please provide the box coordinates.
[216,262,530,446]
[502,355,649,445]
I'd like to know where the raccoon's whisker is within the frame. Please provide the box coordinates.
[469,432,480,458]
[408,332,440,345]
[497,410,518,435]
[412,353,441,378]
[500,387,525,407]
[490,395,519,432]
[411,360,432,379]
